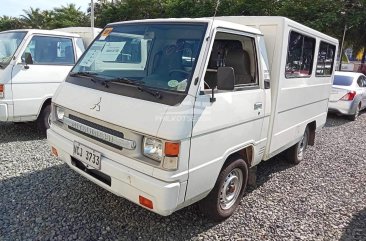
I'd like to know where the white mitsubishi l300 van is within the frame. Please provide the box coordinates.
[48,17,338,221]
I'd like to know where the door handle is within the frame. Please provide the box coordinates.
[254,102,263,110]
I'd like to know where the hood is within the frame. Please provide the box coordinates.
[53,82,194,138]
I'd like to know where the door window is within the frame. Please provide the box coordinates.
[22,36,75,65]
[203,31,258,91]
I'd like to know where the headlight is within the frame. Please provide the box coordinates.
[143,137,180,170]
[55,106,65,122]
[143,137,163,161]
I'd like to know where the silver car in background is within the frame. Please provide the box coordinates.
[328,71,366,120]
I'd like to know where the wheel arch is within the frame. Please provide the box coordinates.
[350,95,362,114]
[213,145,253,188]
[223,145,254,169]
[37,97,52,119]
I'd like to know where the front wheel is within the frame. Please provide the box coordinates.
[37,104,51,133]
[199,156,248,221]
[286,127,309,164]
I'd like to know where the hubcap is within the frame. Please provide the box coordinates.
[219,168,243,210]
[297,131,308,159]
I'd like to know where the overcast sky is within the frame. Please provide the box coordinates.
[0,0,91,17]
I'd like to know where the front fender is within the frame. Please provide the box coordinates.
[36,96,52,118]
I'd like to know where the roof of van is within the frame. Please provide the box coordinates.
[53,27,102,34]
[0,29,80,37]
[106,17,263,36]
[213,16,338,43]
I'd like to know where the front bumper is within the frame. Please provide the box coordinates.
[47,128,183,216]
[328,100,355,115]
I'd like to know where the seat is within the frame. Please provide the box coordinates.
[151,45,186,79]
[35,43,56,64]
[64,46,74,64]
[225,48,253,85]
[204,41,225,89]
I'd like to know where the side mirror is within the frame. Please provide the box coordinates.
[24,52,33,65]
[217,67,235,90]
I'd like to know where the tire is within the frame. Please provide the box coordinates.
[37,104,51,133]
[349,103,360,121]
[199,156,248,222]
[286,126,309,164]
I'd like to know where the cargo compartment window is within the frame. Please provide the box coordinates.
[285,31,315,78]
[315,41,336,76]
[203,32,258,91]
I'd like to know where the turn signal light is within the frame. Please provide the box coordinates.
[164,142,180,157]
[340,91,356,101]
[139,195,153,209]
[0,84,4,98]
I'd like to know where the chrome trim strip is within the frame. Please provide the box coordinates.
[63,116,136,150]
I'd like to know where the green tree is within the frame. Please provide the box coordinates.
[0,16,24,31]
[48,4,89,29]
[20,7,52,29]
[342,0,366,63]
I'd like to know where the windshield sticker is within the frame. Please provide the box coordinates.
[99,42,126,61]
[177,79,188,92]
[168,80,179,88]
[99,28,113,40]
[79,41,105,67]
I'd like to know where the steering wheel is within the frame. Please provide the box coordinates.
[169,69,190,77]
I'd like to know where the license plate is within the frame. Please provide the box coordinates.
[73,142,102,170]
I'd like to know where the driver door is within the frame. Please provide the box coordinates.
[11,34,76,120]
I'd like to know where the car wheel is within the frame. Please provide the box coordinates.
[286,126,309,164]
[349,103,360,121]
[37,104,51,133]
[199,155,248,221]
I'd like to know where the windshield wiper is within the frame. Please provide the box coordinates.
[104,77,162,99]
[102,77,139,87]
[70,71,108,86]
[137,85,162,99]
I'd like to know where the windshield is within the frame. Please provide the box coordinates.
[333,75,354,86]
[0,31,27,67]
[71,23,207,93]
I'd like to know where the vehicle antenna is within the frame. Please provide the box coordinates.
[207,0,220,37]
[213,0,220,21]
[208,0,220,103]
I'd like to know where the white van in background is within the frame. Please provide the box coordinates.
[0,28,100,132]
[48,17,338,220]
[54,27,102,48]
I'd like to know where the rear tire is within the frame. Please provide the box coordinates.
[199,156,248,222]
[286,126,309,164]
[37,104,51,133]
[349,103,360,121]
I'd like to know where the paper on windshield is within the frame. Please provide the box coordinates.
[79,41,106,67]
[99,42,126,61]
[99,28,113,40]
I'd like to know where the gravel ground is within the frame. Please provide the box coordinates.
[0,114,365,241]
